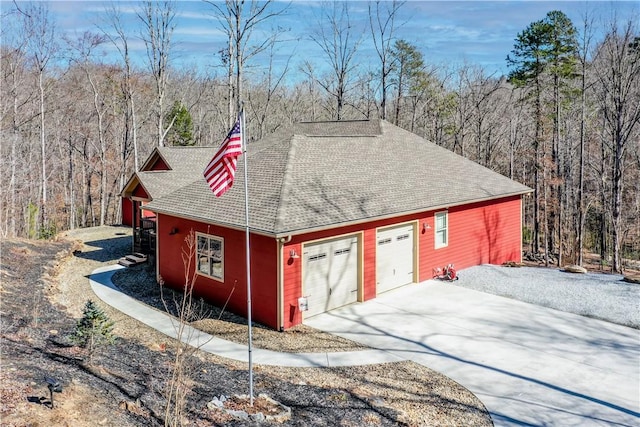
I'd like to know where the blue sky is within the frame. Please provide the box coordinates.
[5,1,638,80]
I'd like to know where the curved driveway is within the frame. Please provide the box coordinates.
[304,280,640,426]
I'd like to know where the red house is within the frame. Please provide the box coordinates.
[121,120,530,330]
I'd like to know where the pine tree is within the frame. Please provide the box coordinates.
[71,300,116,363]
[165,101,194,146]
[506,10,578,264]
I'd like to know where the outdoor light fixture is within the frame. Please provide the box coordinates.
[289,249,300,259]
[169,227,179,235]
[45,376,63,409]
[423,223,431,231]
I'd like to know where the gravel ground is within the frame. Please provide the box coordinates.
[454,264,640,329]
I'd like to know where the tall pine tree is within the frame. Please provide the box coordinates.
[507,10,578,264]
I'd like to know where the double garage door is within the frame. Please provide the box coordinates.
[302,224,415,318]
[303,235,359,318]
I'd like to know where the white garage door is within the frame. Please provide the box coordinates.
[376,224,414,294]
[303,235,359,318]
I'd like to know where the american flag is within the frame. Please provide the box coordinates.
[203,117,243,197]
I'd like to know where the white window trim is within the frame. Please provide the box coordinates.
[434,211,448,249]
[196,232,224,281]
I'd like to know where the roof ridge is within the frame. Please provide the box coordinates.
[273,135,298,233]
[298,119,373,124]
[304,134,382,138]
[159,145,216,149]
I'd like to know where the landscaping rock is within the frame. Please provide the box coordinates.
[563,265,587,274]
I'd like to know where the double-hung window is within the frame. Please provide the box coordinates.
[435,211,448,248]
[196,233,224,280]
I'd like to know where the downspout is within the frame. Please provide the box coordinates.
[155,214,160,283]
[520,196,524,264]
[131,198,137,253]
[276,235,293,331]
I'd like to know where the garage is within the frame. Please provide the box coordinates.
[376,224,415,294]
[302,235,359,318]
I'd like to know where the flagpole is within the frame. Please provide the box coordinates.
[240,106,254,405]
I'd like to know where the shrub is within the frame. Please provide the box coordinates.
[70,300,116,363]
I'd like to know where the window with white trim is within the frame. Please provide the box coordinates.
[196,233,224,280]
[435,212,448,248]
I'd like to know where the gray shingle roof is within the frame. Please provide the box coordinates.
[126,147,216,200]
[143,120,531,236]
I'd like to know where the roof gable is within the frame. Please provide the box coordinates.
[122,146,220,200]
[140,148,171,171]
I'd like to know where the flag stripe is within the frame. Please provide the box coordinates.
[203,118,243,197]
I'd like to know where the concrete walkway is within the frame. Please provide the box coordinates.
[305,281,640,427]
[89,265,401,367]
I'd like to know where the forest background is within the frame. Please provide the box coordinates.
[1,0,638,272]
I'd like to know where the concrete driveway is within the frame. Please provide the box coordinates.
[304,280,640,426]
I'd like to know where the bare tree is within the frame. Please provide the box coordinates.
[0,11,31,237]
[206,0,289,124]
[19,2,58,236]
[247,41,291,139]
[104,4,140,172]
[368,0,405,120]
[66,32,111,225]
[309,1,362,120]
[138,0,176,147]
[459,66,504,167]
[576,10,596,266]
[593,19,640,272]
[162,230,216,427]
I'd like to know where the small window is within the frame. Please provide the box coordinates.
[378,238,392,245]
[196,233,224,281]
[397,234,410,241]
[309,253,327,261]
[435,212,448,248]
[334,248,350,256]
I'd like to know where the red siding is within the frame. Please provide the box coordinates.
[156,214,279,329]
[282,242,302,327]
[133,184,149,199]
[131,184,155,220]
[419,196,522,277]
[121,197,133,226]
[281,195,523,329]
[157,195,522,330]
[362,229,377,301]
[150,157,170,171]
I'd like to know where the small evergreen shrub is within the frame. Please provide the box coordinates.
[70,300,116,362]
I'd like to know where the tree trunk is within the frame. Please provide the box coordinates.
[577,67,586,266]
[39,70,47,236]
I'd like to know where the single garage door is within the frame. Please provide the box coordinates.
[303,235,359,318]
[376,224,414,294]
